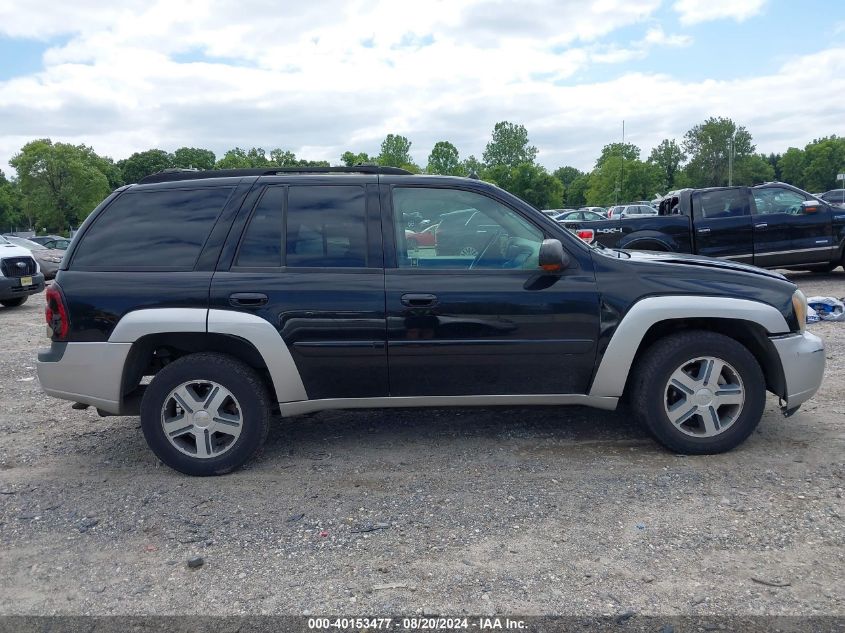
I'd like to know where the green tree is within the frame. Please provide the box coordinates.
[565,174,589,207]
[10,139,112,232]
[216,147,251,168]
[778,147,806,188]
[733,154,775,186]
[801,136,845,192]
[377,134,414,169]
[0,171,24,232]
[426,141,465,176]
[681,117,754,187]
[269,149,298,166]
[486,163,563,209]
[552,166,583,188]
[553,166,586,206]
[482,121,537,168]
[118,148,174,183]
[246,147,269,167]
[586,155,662,206]
[596,142,641,167]
[648,139,683,190]
[173,147,216,170]
[215,147,271,168]
[461,155,484,177]
[765,152,782,181]
[340,151,373,166]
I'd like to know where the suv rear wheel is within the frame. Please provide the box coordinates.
[140,352,271,475]
[630,330,765,454]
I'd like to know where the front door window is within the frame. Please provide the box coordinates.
[392,187,543,270]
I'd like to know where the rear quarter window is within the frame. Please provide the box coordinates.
[71,187,233,270]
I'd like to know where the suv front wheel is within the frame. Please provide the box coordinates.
[140,352,271,475]
[630,330,766,454]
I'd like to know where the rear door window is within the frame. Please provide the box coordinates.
[72,187,232,270]
[235,186,284,267]
[695,190,750,219]
[285,185,367,268]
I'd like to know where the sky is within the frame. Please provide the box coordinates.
[0,0,843,176]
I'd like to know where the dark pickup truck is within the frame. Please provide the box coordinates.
[566,182,845,271]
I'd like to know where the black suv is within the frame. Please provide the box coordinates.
[37,167,825,476]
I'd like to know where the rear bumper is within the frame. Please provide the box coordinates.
[770,331,825,409]
[36,341,131,414]
[0,273,45,300]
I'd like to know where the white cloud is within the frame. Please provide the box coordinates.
[0,0,841,179]
[642,26,692,48]
[673,0,767,25]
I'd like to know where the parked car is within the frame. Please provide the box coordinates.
[555,210,606,222]
[405,224,438,248]
[30,235,72,250]
[819,189,845,208]
[434,208,507,258]
[607,204,659,219]
[0,234,45,307]
[563,182,845,272]
[3,235,64,279]
[36,166,824,475]
[577,206,607,217]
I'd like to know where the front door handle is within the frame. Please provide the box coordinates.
[401,293,439,308]
[755,223,768,229]
[229,292,268,308]
[696,227,711,233]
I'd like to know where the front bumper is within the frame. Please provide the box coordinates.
[37,341,132,414]
[0,273,45,300]
[770,331,825,409]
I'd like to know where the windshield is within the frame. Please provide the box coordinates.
[5,236,46,250]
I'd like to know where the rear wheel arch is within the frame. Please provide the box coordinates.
[121,332,278,405]
[623,238,673,251]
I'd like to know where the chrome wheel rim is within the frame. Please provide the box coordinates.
[161,380,243,458]
[663,356,745,438]
[459,246,479,257]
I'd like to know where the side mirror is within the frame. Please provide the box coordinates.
[802,200,820,214]
[539,238,570,272]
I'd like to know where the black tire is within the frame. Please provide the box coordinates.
[140,352,271,476]
[0,296,27,307]
[630,330,766,455]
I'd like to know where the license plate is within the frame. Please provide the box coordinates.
[19,276,32,287]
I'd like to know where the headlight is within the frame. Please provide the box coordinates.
[792,289,807,332]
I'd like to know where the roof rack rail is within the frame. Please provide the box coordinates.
[138,165,412,184]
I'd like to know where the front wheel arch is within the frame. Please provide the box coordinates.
[624,317,786,402]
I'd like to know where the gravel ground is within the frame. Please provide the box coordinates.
[0,272,843,618]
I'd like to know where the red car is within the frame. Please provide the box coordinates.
[405,224,438,248]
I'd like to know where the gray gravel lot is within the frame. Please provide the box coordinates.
[0,272,843,617]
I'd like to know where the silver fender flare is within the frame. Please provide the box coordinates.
[588,296,789,398]
[109,308,307,402]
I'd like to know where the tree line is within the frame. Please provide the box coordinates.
[1,118,843,234]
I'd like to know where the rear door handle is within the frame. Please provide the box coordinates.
[229,292,268,308]
[401,293,439,308]
[696,227,711,233]
[755,223,768,229]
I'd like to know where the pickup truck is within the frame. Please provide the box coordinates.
[566,182,845,271]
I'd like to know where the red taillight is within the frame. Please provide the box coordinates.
[45,283,69,341]
[575,228,595,243]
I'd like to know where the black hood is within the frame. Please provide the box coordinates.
[621,250,788,281]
